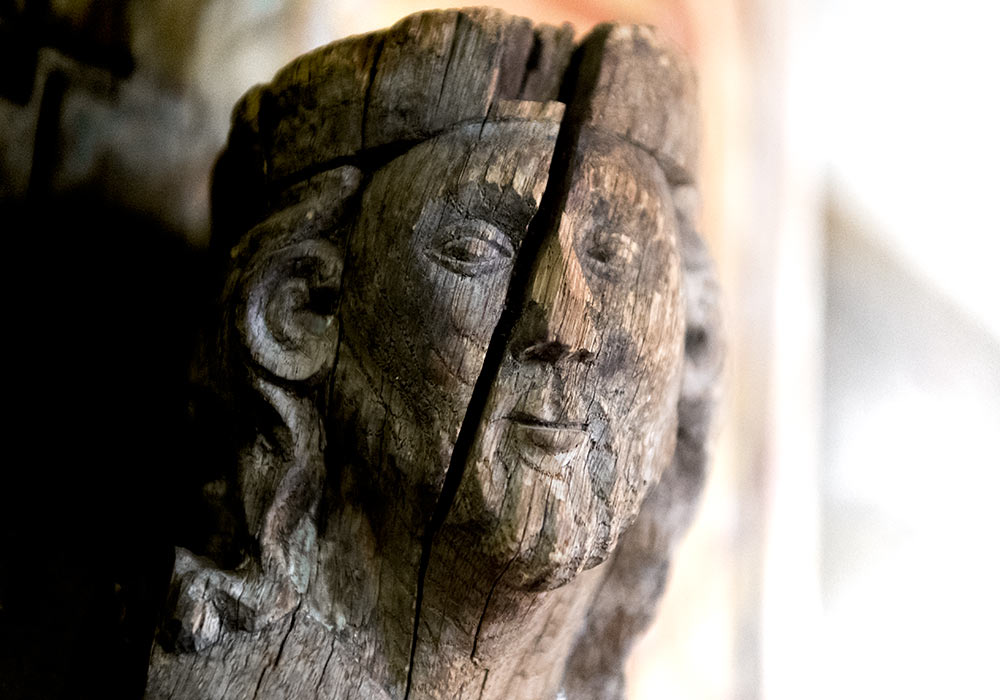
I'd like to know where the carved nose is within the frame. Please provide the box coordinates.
[511,232,598,364]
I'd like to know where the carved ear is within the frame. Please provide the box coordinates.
[240,239,344,382]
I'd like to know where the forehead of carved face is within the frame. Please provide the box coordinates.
[450,129,684,590]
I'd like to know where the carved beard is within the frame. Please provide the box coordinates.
[445,345,679,592]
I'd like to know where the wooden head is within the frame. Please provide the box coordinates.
[149,9,720,698]
[215,8,698,576]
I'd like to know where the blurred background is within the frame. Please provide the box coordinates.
[2,1,998,698]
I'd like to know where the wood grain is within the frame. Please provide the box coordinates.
[146,8,719,700]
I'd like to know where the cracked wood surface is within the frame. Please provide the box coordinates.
[145,7,721,700]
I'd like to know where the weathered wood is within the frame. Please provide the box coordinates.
[146,8,721,700]
[561,183,724,699]
[577,24,700,184]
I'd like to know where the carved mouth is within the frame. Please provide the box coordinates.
[507,412,589,455]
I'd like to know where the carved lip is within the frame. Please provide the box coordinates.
[506,412,589,455]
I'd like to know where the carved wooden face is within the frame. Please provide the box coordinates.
[254,120,682,588]
[450,129,684,589]
[326,117,559,520]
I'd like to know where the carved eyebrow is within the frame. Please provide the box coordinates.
[573,190,665,246]
[443,182,540,240]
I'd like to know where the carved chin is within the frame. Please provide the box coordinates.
[448,437,623,591]
[504,489,618,593]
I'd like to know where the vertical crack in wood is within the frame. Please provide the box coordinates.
[477,669,491,700]
[470,553,517,661]
[315,639,337,698]
[360,37,385,153]
[433,14,464,120]
[401,24,613,700]
[252,601,301,700]
[25,67,68,202]
[515,32,543,99]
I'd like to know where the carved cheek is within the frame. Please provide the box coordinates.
[590,216,680,396]
[420,266,509,387]
[637,233,684,394]
[571,215,681,516]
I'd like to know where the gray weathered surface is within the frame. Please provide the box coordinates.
[146,8,721,700]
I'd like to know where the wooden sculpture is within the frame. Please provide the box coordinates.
[145,8,722,700]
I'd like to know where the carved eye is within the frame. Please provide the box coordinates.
[427,221,514,277]
[586,233,640,277]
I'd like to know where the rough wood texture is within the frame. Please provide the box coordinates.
[145,8,722,700]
